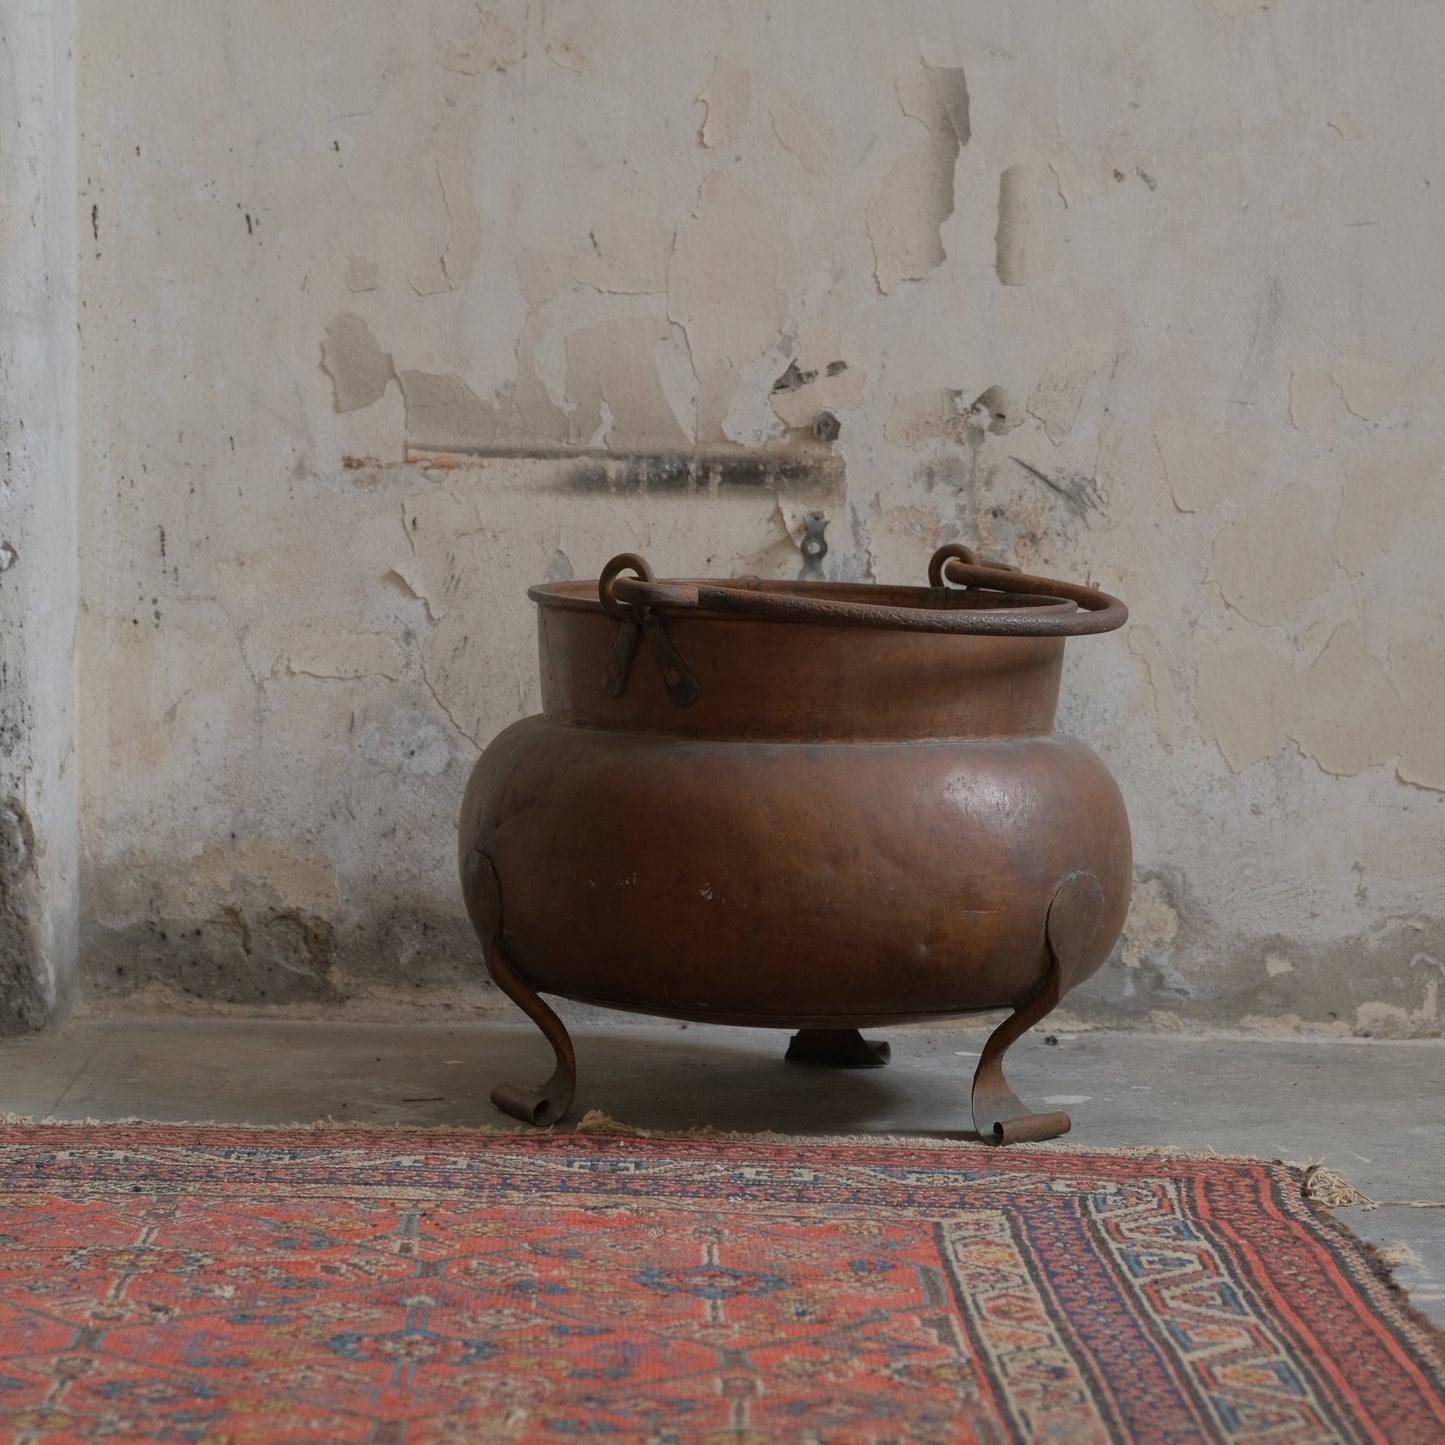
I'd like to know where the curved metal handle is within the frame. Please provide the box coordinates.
[597,546,1126,638]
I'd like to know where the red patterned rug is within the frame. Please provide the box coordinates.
[0,1124,1441,1443]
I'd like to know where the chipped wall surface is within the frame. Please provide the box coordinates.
[1,0,80,1031]
[72,2,1445,1033]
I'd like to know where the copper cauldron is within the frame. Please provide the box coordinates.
[459,544,1130,1144]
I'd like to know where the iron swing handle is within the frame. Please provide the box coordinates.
[598,545,1127,640]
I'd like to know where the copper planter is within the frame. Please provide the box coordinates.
[459,544,1130,1143]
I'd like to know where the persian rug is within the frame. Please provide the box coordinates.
[0,1124,1441,1443]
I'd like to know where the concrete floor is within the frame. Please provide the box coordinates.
[1,1012,1441,1327]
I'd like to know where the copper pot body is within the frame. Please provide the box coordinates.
[459,581,1131,1028]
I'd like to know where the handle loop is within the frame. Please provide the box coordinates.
[599,552,655,621]
[597,547,1126,638]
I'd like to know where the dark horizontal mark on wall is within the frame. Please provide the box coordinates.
[405,447,847,498]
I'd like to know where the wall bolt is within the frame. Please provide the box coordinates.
[811,411,841,443]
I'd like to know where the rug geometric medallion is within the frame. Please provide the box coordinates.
[0,1124,1441,1443]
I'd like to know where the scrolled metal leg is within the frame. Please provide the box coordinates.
[461,849,577,1127]
[971,872,1103,1146]
[785,1028,891,1068]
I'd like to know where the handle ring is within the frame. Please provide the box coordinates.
[599,553,656,621]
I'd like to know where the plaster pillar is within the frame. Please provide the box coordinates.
[0,0,80,1030]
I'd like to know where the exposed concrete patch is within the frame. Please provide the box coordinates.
[1391,610,1445,793]
[435,6,523,75]
[1335,446,1441,574]
[1209,481,1335,624]
[770,97,833,175]
[868,64,970,293]
[0,801,49,1034]
[573,180,675,296]
[668,171,787,439]
[698,56,751,149]
[564,317,691,451]
[1332,355,1402,421]
[343,255,380,293]
[86,911,344,1007]
[995,164,1063,286]
[322,315,394,414]
[407,155,485,295]
[1154,414,1267,512]
[286,632,404,683]
[885,390,968,448]
[1126,626,1178,751]
[1355,953,1443,1039]
[398,371,496,451]
[400,354,572,455]
[1121,876,1180,971]
[1196,639,1289,771]
[1027,351,1106,444]
[1288,365,1334,430]
[1291,625,1399,777]
[1197,626,1401,779]
[1081,912,1445,1040]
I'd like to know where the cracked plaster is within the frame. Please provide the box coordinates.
[63,0,1445,1034]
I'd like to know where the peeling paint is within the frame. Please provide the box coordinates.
[343,255,380,293]
[1027,354,1100,444]
[286,633,403,683]
[565,317,690,451]
[398,370,496,451]
[1336,447,1440,574]
[1209,482,1334,625]
[1127,626,1178,752]
[1291,625,1399,777]
[995,164,1062,286]
[770,97,833,175]
[1121,877,1179,970]
[868,65,969,293]
[322,315,393,414]
[668,170,786,439]
[1391,611,1445,793]
[698,56,751,149]
[67,4,1445,1035]
[1332,355,1402,421]
[1288,365,1333,429]
[435,6,523,75]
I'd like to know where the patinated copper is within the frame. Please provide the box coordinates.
[460,544,1131,1144]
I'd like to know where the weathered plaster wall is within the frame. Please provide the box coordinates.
[74,1,1444,1034]
[1,0,80,1030]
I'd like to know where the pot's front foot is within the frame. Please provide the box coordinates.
[483,947,578,1127]
[785,1028,891,1068]
[491,1049,576,1127]
[462,849,578,1127]
[970,871,1104,1146]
